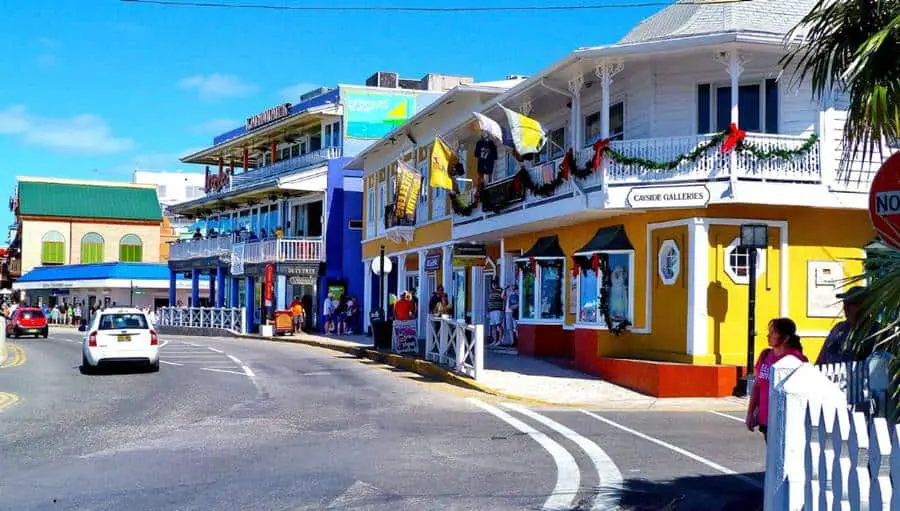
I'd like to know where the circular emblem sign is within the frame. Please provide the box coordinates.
[868,152,900,249]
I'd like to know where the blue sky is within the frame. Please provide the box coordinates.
[0,0,662,232]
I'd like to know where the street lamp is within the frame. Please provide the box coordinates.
[740,223,768,397]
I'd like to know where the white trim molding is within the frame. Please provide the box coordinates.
[686,219,709,357]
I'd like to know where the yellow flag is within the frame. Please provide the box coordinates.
[429,137,457,190]
[395,160,422,219]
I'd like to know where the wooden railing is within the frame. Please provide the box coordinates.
[425,315,483,380]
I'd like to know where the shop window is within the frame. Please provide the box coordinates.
[41,231,65,265]
[366,187,375,238]
[80,233,105,264]
[724,237,765,285]
[119,234,143,263]
[518,258,565,322]
[577,251,634,326]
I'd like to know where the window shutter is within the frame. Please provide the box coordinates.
[697,84,710,134]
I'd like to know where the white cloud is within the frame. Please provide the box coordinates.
[36,54,56,68]
[0,105,134,155]
[278,82,324,102]
[189,118,238,135]
[177,73,258,101]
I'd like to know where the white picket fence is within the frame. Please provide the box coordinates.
[425,316,484,380]
[765,354,898,510]
[158,307,247,334]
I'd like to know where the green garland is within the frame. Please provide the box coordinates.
[449,129,819,216]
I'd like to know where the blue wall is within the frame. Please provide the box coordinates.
[322,157,364,331]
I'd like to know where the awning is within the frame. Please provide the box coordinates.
[519,235,566,259]
[575,225,633,255]
[865,238,891,251]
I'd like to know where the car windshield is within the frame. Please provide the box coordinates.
[20,311,43,320]
[97,313,148,331]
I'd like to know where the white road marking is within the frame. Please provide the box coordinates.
[159,340,169,348]
[49,337,78,343]
[201,367,247,376]
[469,398,579,511]
[709,410,745,423]
[227,354,256,378]
[505,404,622,511]
[580,410,763,489]
[299,371,332,376]
[207,347,224,354]
[159,360,182,366]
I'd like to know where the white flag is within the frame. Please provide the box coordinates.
[472,112,503,142]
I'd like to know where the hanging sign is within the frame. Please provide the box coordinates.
[264,263,275,307]
[246,103,292,131]
[205,166,230,194]
[231,242,245,276]
[626,184,710,209]
[391,320,418,354]
[395,161,423,220]
[868,153,900,249]
[424,253,441,272]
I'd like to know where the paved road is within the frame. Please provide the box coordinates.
[0,329,765,510]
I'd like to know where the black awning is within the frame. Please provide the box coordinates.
[575,225,633,254]
[521,235,566,259]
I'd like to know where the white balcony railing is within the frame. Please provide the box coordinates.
[454,132,822,223]
[169,236,233,261]
[230,146,340,191]
[242,237,322,264]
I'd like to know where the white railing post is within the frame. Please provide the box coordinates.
[829,408,851,508]
[868,418,892,508]
[847,412,871,510]
[439,319,449,365]
[764,356,805,511]
[472,324,484,380]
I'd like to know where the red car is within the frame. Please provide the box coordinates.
[7,307,49,338]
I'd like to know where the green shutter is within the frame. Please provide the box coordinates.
[119,244,143,263]
[42,241,65,264]
[81,242,104,264]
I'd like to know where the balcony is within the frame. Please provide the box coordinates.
[241,238,322,264]
[384,204,415,243]
[8,258,20,277]
[453,132,823,225]
[169,236,233,262]
[230,146,340,192]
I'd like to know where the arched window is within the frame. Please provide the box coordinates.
[119,234,143,262]
[41,231,66,265]
[80,233,105,264]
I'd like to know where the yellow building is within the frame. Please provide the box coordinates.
[356,1,886,397]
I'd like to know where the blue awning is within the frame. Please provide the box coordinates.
[16,263,190,283]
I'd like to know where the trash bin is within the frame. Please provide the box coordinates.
[371,313,393,351]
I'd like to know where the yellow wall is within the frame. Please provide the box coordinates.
[21,218,162,274]
[362,219,451,259]
[503,204,872,366]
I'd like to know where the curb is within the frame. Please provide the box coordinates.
[239,333,748,411]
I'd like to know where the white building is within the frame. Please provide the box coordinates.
[132,170,206,207]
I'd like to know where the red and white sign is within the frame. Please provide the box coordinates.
[868,152,900,249]
[264,264,275,307]
[246,103,291,131]
[205,166,230,194]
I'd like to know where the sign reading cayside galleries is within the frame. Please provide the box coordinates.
[626,184,710,209]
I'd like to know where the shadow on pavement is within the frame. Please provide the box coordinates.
[599,472,764,511]
[79,363,156,376]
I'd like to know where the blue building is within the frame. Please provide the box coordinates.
[168,71,472,333]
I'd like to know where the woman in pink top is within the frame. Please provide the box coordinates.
[746,317,808,442]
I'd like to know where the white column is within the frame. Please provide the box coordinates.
[397,253,407,295]
[716,49,746,192]
[363,259,372,333]
[499,237,506,288]
[594,59,624,200]
[568,74,584,151]
[417,250,427,334]
[441,244,452,292]
[686,219,709,357]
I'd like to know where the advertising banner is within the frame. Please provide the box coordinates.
[264,264,275,307]
[344,90,416,139]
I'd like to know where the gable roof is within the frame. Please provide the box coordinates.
[17,179,161,222]
[619,0,816,45]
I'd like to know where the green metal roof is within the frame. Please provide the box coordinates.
[18,181,161,221]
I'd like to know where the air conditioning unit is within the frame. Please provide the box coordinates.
[366,72,399,88]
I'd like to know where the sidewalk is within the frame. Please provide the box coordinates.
[247,330,747,411]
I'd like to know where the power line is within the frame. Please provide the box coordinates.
[120,0,749,12]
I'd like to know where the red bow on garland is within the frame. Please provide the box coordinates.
[591,253,600,273]
[560,148,573,180]
[592,138,610,171]
[721,123,746,154]
[529,256,537,270]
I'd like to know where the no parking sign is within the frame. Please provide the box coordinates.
[868,153,900,249]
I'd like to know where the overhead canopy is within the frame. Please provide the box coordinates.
[575,225,633,255]
[520,235,566,259]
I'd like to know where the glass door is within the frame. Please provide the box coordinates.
[453,268,466,322]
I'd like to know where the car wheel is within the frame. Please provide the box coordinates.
[42,329,48,338]
[81,354,93,374]
[148,361,160,373]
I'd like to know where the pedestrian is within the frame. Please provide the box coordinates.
[504,284,519,346]
[487,281,505,346]
[815,286,879,365]
[74,303,82,326]
[335,295,348,335]
[345,296,358,335]
[193,228,202,240]
[429,285,445,315]
[394,292,413,321]
[322,294,335,334]
[290,296,305,335]
[434,294,453,317]
[746,317,808,442]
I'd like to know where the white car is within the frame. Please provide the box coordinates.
[81,308,160,373]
